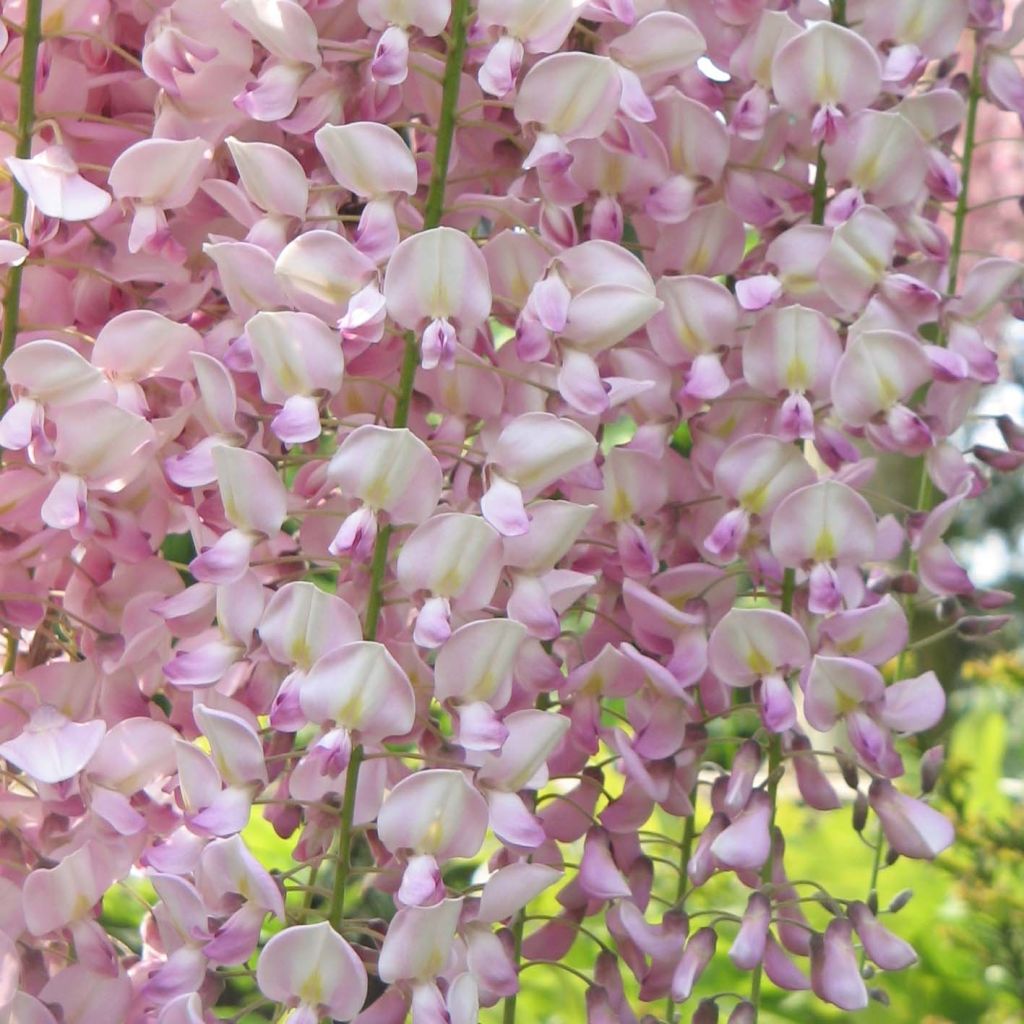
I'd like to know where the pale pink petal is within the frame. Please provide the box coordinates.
[329,425,442,524]
[476,709,569,792]
[256,921,367,1021]
[7,147,111,221]
[879,671,945,733]
[769,480,877,568]
[377,769,489,860]
[314,122,418,198]
[803,655,885,732]
[109,138,210,207]
[226,137,308,218]
[708,608,810,688]
[259,581,361,670]
[608,12,705,78]
[433,618,526,706]
[41,472,88,530]
[477,863,562,924]
[810,919,868,1012]
[378,898,463,983]
[0,706,104,785]
[396,513,504,608]
[275,230,377,319]
[771,22,881,116]
[514,53,622,141]
[299,641,416,740]
[384,228,492,332]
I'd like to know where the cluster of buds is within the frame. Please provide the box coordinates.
[0,1,1020,1023]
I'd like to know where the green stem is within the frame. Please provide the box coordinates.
[327,744,364,930]
[663,809,697,1024]
[810,144,828,226]
[858,821,885,968]
[323,0,470,943]
[869,32,985,979]
[502,910,525,1024]
[946,43,984,306]
[1,0,43,416]
[748,567,795,1019]
[898,38,984,674]
[422,3,470,233]
[747,733,783,1019]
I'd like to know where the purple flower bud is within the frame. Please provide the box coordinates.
[849,901,918,970]
[692,998,720,1024]
[888,889,914,913]
[723,740,761,817]
[727,1002,756,1024]
[869,780,955,860]
[920,745,945,795]
[810,919,868,1011]
[670,926,717,1002]
[728,892,770,970]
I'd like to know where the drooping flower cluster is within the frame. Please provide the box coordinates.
[0,1,1021,1023]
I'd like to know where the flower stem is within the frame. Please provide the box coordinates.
[324,0,470,938]
[0,0,43,416]
[502,910,526,1024]
[898,39,984,672]
[748,568,795,1020]
[810,144,828,226]
[663,808,697,1024]
[946,43,984,306]
[327,743,364,929]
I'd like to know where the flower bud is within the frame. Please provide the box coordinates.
[889,889,914,913]
[692,999,719,1024]
[727,1002,756,1024]
[920,746,945,795]
[852,792,868,833]
[835,749,860,791]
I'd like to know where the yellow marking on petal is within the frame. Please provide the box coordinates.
[298,972,323,1007]
[289,637,312,670]
[469,670,496,702]
[785,355,810,390]
[600,157,626,196]
[423,812,445,853]
[741,482,769,514]
[362,475,391,509]
[436,568,464,597]
[713,415,737,438]
[837,690,860,714]
[335,692,365,727]
[817,67,836,105]
[812,529,837,561]
[877,373,900,406]
[747,648,773,676]
[610,487,632,522]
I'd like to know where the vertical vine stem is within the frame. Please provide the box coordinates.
[325,0,471,933]
[865,31,988,963]
[662,809,697,1024]
[747,571,793,1020]
[0,0,44,416]
[747,145,810,1013]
